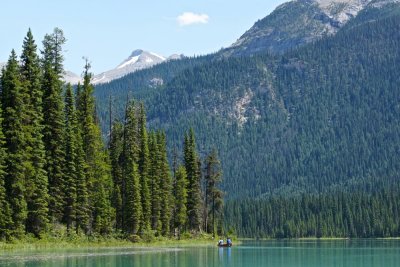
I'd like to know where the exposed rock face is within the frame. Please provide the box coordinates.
[222,0,374,57]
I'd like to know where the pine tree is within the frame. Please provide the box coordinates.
[72,81,90,234]
[173,165,188,238]
[138,103,151,232]
[20,29,49,237]
[1,50,27,238]
[0,105,12,240]
[41,28,66,222]
[63,85,78,232]
[157,131,172,236]
[122,101,142,234]
[109,121,124,230]
[77,61,114,234]
[74,121,90,235]
[184,129,202,232]
[204,149,224,237]
[149,131,161,233]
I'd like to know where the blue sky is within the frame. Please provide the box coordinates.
[0,0,286,74]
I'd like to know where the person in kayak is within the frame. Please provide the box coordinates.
[227,237,232,246]
[218,239,224,246]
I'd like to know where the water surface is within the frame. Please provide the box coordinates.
[1,239,400,266]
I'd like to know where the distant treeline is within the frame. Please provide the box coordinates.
[225,188,400,238]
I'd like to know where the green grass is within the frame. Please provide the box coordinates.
[0,233,232,251]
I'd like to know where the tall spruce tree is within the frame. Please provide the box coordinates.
[41,28,66,222]
[109,121,124,230]
[204,149,224,237]
[77,61,114,234]
[1,50,27,238]
[0,105,12,240]
[149,131,161,233]
[74,118,90,234]
[173,165,188,237]
[72,80,90,234]
[20,29,49,237]
[122,101,142,234]
[157,131,172,236]
[63,85,78,232]
[184,129,202,232]
[138,103,151,232]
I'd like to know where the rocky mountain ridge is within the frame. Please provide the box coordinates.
[222,0,398,57]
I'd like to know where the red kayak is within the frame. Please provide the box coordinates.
[218,243,232,247]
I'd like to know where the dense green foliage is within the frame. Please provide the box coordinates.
[63,85,80,232]
[41,28,67,223]
[184,129,202,232]
[0,29,223,241]
[1,50,28,238]
[173,165,188,236]
[77,61,114,235]
[109,99,223,238]
[225,187,400,238]
[0,105,11,239]
[21,29,49,237]
[203,149,224,236]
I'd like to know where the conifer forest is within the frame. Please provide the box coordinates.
[0,28,223,241]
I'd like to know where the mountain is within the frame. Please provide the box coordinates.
[0,62,5,70]
[95,1,400,199]
[222,0,373,57]
[63,70,82,84]
[61,50,184,85]
[92,49,171,84]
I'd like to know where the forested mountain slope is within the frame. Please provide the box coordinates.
[95,4,400,199]
[95,55,213,128]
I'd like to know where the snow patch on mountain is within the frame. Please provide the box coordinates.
[117,55,140,69]
[149,52,166,60]
[90,50,185,84]
[91,49,167,84]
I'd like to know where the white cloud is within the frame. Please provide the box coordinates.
[177,12,209,26]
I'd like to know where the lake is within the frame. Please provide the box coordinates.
[1,239,400,266]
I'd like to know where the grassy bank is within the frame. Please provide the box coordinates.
[0,234,235,250]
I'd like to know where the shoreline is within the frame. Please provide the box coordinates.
[2,236,399,251]
[0,237,221,251]
[238,237,400,241]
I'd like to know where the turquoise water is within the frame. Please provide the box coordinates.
[1,240,400,266]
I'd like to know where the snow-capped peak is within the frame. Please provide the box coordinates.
[115,49,165,70]
[90,49,169,84]
[63,50,184,85]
